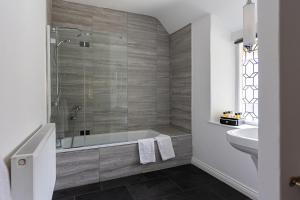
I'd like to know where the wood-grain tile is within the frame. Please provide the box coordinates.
[99,134,192,182]
[55,150,100,190]
[170,25,191,131]
[52,0,93,31]
[92,7,127,34]
[51,2,173,132]
[99,144,144,181]
[127,13,158,33]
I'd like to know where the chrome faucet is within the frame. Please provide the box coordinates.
[69,105,82,120]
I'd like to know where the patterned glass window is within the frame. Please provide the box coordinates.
[240,44,259,123]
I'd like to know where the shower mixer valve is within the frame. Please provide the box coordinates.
[69,105,82,120]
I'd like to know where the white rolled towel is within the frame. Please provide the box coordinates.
[0,158,12,200]
[138,138,156,164]
[155,134,175,161]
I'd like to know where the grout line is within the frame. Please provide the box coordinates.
[166,176,185,192]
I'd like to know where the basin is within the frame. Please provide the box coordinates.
[226,128,258,157]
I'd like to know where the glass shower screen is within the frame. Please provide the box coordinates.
[50,27,128,148]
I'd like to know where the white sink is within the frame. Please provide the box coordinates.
[226,128,258,157]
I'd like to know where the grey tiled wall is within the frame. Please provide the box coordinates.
[47,0,52,24]
[51,0,171,136]
[127,14,170,130]
[170,25,192,132]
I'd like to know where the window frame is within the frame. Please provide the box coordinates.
[236,43,259,126]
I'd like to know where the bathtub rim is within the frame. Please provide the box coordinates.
[58,129,160,150]
[56,132,191,153]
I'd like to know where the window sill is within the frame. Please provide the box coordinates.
[208,121,258,129]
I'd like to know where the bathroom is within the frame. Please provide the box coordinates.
[1,0,300,200]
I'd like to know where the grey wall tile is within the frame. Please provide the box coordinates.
[127,13,158,33]
[143,135,192,173]
[55,149,100,190]
[51,0,172,134]
[92,7,127,35]
[127,13,170,129]
[99,144,144,181]
[47,0,52,25]
[99,135,192,182]
[52,0,93,31]
[55,133,191,190]
[170,25,192,132]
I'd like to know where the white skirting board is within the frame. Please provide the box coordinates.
[191,157,258,200]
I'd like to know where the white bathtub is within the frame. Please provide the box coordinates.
[58,129,160,151]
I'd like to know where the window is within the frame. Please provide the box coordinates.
[238,43,259,125]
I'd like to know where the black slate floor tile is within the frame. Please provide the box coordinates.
[127,177,182,200]
[159,186,223,200]
[101,170,168,191]
[143,169,169,180]
[162,164,204,175]
[210,181,251,200]
[53,183,101,200]
[53,197,75,200]
[76,186,133,200]
[101,174,148,190]
[165,165,218,190]
[53,165,251,200]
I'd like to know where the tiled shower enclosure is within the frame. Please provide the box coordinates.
[50,0,191,143]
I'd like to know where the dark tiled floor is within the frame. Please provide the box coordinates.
[53,165,251,200]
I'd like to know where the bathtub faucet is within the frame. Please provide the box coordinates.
[69,105,82,120]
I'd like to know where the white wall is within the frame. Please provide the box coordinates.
[192,15,258,199]
[210,16,236,122]
[257,0,280,199]
[0,0,48,165]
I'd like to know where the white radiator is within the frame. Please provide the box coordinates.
[11,123,56,200]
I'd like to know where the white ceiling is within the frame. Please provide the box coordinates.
[64,0,246,34]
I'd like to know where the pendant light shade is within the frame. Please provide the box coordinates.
[243,0,257,50]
